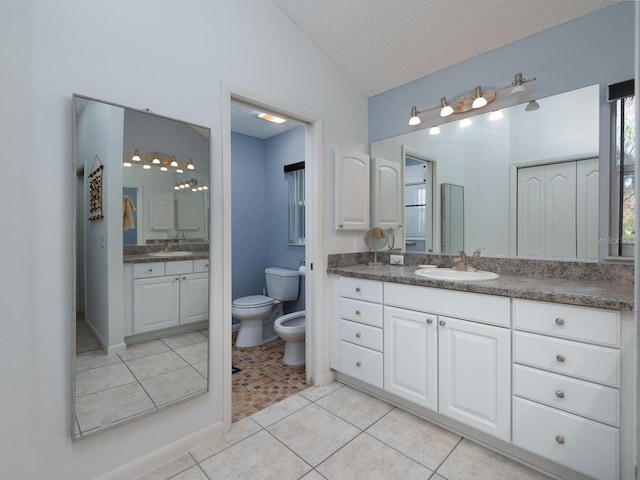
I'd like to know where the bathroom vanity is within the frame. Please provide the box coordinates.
[328,260,634,480]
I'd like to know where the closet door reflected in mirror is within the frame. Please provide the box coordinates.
[72,95,211,440]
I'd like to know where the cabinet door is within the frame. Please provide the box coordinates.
[545,162,577,258]
[438,316,511,441]
[335,150,370,230]
[133,276,180,333]
[371,156,402,230]
[180,272,209,324]
[576,157,599,260]
[517,165,546,257]
[384,306,437,409]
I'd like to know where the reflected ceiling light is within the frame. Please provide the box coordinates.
[123,159,132,167]
[174,185,180,190]
[143,164,151,170]
[440,97,454,117]
[525,100,540,111]
[257,112,287,124]
[409,106,421,126]
[187,159,195,170]
[460,118,472,128]
[471,86,488,109]
[203,186,208,190]
[176,168,184,173]
[151,154,161,165]
[489,110,503,121]
[131,149,141,162]
[407,72,536,125]
[429,126,440,135]
[510,73,527,96]
[170,155,179,167]
[160,166,168,171]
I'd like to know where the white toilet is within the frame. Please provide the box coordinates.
[274,311,306,365]
[232,267,299,348]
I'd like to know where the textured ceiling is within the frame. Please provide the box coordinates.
[271,0,621,97]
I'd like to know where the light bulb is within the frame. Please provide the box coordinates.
[160,166,167,171]
[472,87,487,109]
[187,159,195,170]
[489,110,503,121]
[460,118,472,128]
[123,160,132,167]
[203,186,208,190]
[152,155,160,164]
[429,126,440,135]
[143,164,151,170]
[440,97,454,117]
[131,149,141,162]
[174,185,180,190]
[525,100,540,112]
[176,168,183,173]
[408,106,421,126]
[170,156,178,167]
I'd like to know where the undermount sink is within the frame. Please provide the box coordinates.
[414,268,499,282]
[148,251,194,257]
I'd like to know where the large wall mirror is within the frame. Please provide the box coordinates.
[370,84,600,261]
[72,95,211,440]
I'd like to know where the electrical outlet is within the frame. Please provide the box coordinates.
[390,254,404,265]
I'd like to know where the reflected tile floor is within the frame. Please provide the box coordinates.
[74,330,208,438]
[137,382,554,480]
[232,333,308,422]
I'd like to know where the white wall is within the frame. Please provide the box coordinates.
[0,1,367,479]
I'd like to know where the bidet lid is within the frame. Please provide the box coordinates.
[232,295,274,308]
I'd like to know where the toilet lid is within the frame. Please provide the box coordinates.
[232,295,274,309]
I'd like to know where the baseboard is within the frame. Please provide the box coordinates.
[94,421,224,480]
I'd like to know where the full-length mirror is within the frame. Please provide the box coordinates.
[72,95,210,439]
[371,84,600,260]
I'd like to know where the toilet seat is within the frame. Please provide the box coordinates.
[232,295,274,309]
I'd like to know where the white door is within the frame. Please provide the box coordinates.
[545,162,576,258]
[438,316,511,441]
[133,276,180,333]
[517,165,546,257]
[576,158,599,259]
[176,191,205,235]
[384,306,438,409]
[180,272,209,324]
[371,157,402,231]
[335,150,370,230]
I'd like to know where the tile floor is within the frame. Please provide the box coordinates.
[74,329,209,438]
[135,382,554,480]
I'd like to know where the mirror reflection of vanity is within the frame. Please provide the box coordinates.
[370,84,600,261]
[72,95,211,440]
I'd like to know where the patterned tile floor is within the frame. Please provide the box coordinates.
[232,332,309,422]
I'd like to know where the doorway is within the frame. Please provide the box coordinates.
[228,98,313,422]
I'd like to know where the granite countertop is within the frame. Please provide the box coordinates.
[124,251,209,264]
[328,264,634,311]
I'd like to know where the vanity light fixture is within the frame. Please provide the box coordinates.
[151,154,161,165]
[525,100,540,111]
[160,166,168,171]
[170,155,179,167]
[187,159,195,170]
[123,159,132,167]
[131,149,141,162]
[429,126,441,135]
[489,110,503,121]
[143,164,151,170]
[407,72,536,125]
[257,112,287,124]
[176,168,184,173]
[175,179,208,192]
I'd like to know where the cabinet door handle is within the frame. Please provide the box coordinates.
[555,435,565,445]
[555,317,565,326]
[355,287,361,293]
[556,354,565,363]
[147,268,153,272]
[355,333,361,338]
[182,276,186,280]
[555,390,565,399]
[356,361,361,367]
[426,318,433,325]
[355,310,361,315]
[439,320,446,326]
[175,277,180,281]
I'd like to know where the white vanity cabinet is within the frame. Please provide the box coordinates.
[338,277,383,388]
[334,151,370,230]
[512,298,621,480]
[132,259,209,334]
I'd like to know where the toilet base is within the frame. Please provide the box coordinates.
[282,340,305,366]
[235,318,277,348]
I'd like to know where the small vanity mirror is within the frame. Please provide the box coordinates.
[364,227,388,266]
[72,95,211,440]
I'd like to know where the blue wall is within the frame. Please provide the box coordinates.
[231,126,306,313]
[369,3,635,143]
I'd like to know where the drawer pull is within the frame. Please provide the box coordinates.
[355,287,361,293]
[147,268,153,272]
[556,354,566,363]
[426,318,433,325]
[555,317,565,326]
[356,361,362,367]
[355,333,361,338]
[355,310,361,315]
[439,320,446,326]
[555,390,565,399]
[555,435,565,445]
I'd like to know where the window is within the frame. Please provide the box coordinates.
[610,80,635,257]
[285,162,305,245]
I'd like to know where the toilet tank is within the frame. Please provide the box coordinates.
[265,267,300,301]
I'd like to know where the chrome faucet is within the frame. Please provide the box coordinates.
[453,247,484,271]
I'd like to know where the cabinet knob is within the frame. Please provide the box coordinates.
[339,224,344,228]
[439,320,446,326]
[555,317,565,326]
[147,268,153,272]
[355,333,361,338]
[355,287,361,293]
[555,390,565,399]
[205,263,209,268]
[175,277,179,281]
[556,354,566,363]
[356,361,361,367]
[355,310,361,315]
[426,318,433,325]
[555,435,565,445]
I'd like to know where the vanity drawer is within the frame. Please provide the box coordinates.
[165,260,194,275]
[339,298,383,328]
[513,364,619,426]
[339,319,383,352]
[339,341,383,389]
[513,299,619,347]
[133,262,165,279]
[513,331,619,387]
[339,277,383,303]
[513,397,618,480]
[194,259,210,273]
